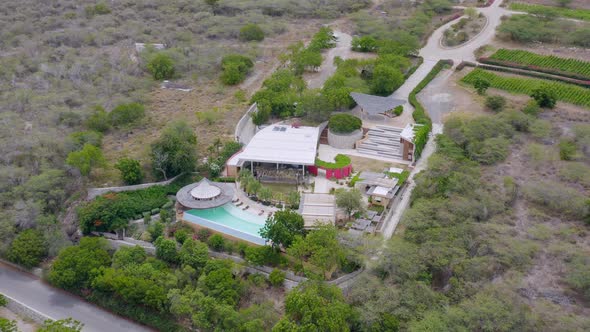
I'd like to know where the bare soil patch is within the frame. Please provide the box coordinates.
[347,155,406,173]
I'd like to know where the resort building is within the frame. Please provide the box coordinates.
[176,178,267,245]
[226,124,321,183]
[355,172,400,207]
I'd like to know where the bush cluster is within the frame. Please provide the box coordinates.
[328,114,362,134]
[220,54,254,85]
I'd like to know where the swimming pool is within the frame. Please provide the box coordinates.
[183,204,267,245]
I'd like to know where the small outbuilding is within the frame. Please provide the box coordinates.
[355,172,399,207]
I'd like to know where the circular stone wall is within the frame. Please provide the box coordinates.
[328,129,363,149]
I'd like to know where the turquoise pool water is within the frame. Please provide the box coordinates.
[185,204,266,242]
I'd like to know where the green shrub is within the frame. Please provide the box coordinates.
[393,105,403,116]
[269,268,286,287]
[85,106,111,133]
[523,181,589,219]
[208,234,225,251]
[352,36,378,52]
[559,139,577,160]
[239,24,265,41]
[154,237,178,264]
[531,84,557,108]
[245,246,284,266]
[174,229,190,244]
[0,294,7,307]
[147,53,175,80]
[66,131,103,152]
[7,229,47,269]
[220,54,254,85]
[109,103,145,127]
[485,95,507,112]
[197,228,211,242]
[248,273,267,287]
[315,154,351,169]
[85,2,111,18]
[114,158,143,185]
[328,114,362,133]
[522,100,541,116]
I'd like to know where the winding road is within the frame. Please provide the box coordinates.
[0,262,152,332]
[381,0,512,239]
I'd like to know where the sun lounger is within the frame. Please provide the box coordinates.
[235,202,243,207]
[258,210,264,216]
[242,205,249,210]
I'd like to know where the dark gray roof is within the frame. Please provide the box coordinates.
[350,92,406,115]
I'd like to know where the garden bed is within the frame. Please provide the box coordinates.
[442,13,487,47]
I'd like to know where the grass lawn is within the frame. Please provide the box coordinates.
[261,183,298,195]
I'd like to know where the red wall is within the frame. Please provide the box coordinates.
[307,164,352,179]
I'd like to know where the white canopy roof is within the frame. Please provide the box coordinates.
[190,179,221,199]
[227,125,320,166]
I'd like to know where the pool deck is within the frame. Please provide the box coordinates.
[232,183,279,219]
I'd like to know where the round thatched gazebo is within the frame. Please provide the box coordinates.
[176,178,234,210]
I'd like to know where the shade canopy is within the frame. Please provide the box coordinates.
[350,92,406,115]
[190,179,221,200]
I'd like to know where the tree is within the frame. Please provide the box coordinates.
[38,318,83,332]
[296,90,333,122]
[109,102,145,127]
[335,188,365,219]
[531,85,557,108]
[474,78,490,95]
[49,237,111,290]
[154,237,178,264]
[259,210,305,250]
[179,239,209,271]
[112,245,146,269]
[221,54,254,85]
[269,268,285,287]
[465,7,478,19]
[305,225,345,279]
[208,234,225,251]
[239,24,264,41]
[7,229,47,269]
[485,95,506,112]
[559,138,577,161]
[274,282,356,332]
[371,64,404,96]
[114,158,143,185]
[147,53,175,80]
[66,143,106,176]
[150,121,197,179]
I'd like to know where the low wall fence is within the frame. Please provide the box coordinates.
[87,174,181,200]
[2,293,55,325]
[235,103,258,145]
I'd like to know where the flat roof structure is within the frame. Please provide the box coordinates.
[350,92,406,115]
[299,193,335,227]
[227,125,320,167]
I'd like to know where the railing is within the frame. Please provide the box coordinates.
[182,212,266,245]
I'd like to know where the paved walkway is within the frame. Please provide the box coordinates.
[0,262,152,332]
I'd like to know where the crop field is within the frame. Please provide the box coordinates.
[488,49,590,79]
[462,68,590,108]
[509,2,590,21]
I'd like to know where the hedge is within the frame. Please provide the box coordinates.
[480,56,590,84]
[328,114,362,134]
[315,154,351,169]
[408,59,453,158]
[88,291,186,331]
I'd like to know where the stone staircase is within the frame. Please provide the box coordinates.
[357,125,403,159]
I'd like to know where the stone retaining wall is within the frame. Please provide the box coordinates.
[87,174,181,200]
[2,293,54,325]
[328,129,363,149]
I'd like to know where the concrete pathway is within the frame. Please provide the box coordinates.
[0,262,152,332]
